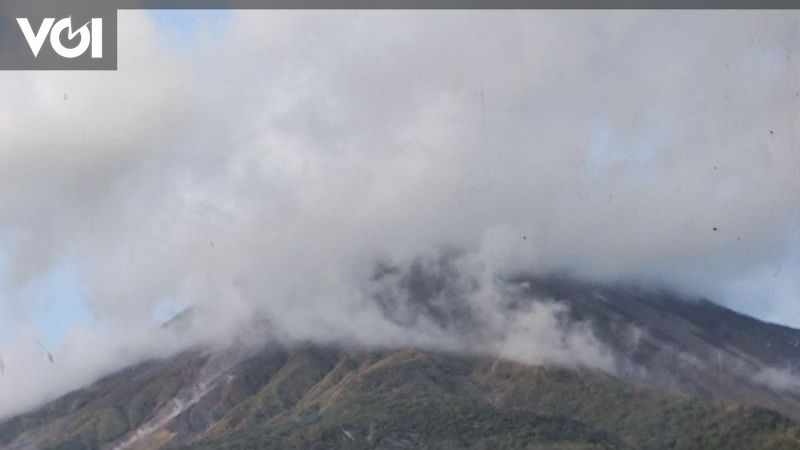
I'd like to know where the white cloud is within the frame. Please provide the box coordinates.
[0,10,799,418]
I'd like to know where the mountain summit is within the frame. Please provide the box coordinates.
[2,276,800,450]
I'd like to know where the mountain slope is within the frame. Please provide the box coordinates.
[514,275,800,421]
[1,344,799,450]
[2,276,800,450]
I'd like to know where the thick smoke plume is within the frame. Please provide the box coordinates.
[0,11,799,418]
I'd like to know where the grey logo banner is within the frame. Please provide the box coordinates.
[0,0,117,70]
[1,0,798,70]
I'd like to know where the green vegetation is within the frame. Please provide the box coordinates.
[2,347,799,450]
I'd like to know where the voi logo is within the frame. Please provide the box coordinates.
[16,17,102,59]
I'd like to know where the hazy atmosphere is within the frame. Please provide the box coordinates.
[0,10,799,420]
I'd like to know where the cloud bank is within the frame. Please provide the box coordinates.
[0,10,799,418]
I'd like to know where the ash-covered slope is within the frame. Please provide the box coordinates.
[512,275,800,421]
[2,275,800,450]
[371,261,800,420]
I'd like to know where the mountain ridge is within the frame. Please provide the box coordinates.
[2,275,800,449]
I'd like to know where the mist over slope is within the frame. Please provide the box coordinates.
[0,10,799,420]
[2,275,800,449]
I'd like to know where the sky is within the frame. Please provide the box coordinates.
[0,10,233,353]
[0,10,799,418]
